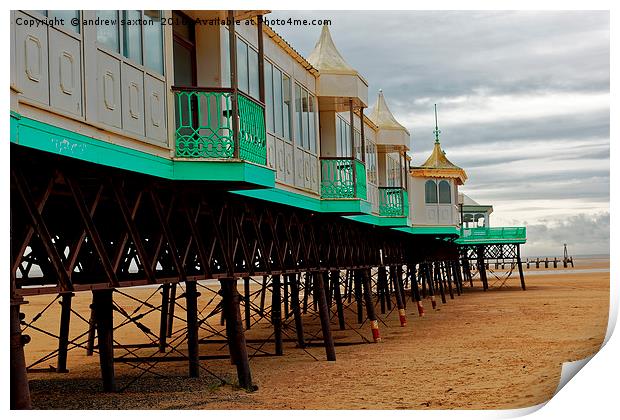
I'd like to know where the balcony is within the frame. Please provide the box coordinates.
[320,158,367,200]
[457,227,527,245]
[378,187,408,217]
[173,87,267,165]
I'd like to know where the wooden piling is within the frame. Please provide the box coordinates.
[390,265,407,326]
[10,300,32,409]
[477,246,488,291]
[314,272,336,361]
[158,284,170,353]
[517,245,526,291]
[396,265,407,309]
[244,277,251,330]
[331,270,346,330]
[409,265,425,317]
[354,270,364,324]
[444,262,455,300]
[288,273,306,347]
[362,268,381,342]
[167,283,176,337]
[435,262,447,304]
[272,274,283,356]
[57,292,73,372]
[185,281,200,378]
[220,279,253,390]
[92,289,115,391]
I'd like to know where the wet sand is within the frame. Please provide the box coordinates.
[23,257,609,409]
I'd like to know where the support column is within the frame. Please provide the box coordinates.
[410,266,425,317]
[331,270,346,330]
[390,265,407,326]
[93,289,115,392]
[288,273,306,348]
[396,264,407,309]
[354,270,364,324]
[271,275,283,356]
[477,246,488,291]
[10,299,32,409]
[185,281,200,378]
[86,296,96,356]
[57,292,74,372]
[362,268,381,342]
[444,262,455,300]
[159,284,170,353]
[378,266,386,314]
[228,10,240,159]
[167,283,176,337]
[220,279,254,390]
[517,245,526,291]
[244,277,251,330]
[315,272,336,361]
[435,262,447,304]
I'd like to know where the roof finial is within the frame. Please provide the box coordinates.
[433,103,441,144]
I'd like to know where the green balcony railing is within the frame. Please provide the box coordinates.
[173,87,267,165]
[320,158,367,199]
[378,187,408,217]
[457,227,527,244]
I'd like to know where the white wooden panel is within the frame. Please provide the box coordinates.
[303,152,312,190]
[426,206,438,225]
[15,11,49,105]
[49,28,82,117]
[294,148,304,188]
[275,138,285,181]
[144,74,167,144]
[121,63,145,136]
[97,50,122,128]
[267,134,276,170]
[309,154,319,193]
[284,142,294,184]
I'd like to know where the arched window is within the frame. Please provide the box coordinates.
[425,180,437,204]
[474,213,485,227]
[438,180,451,203]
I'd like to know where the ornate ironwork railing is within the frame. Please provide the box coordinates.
[173,87,267,165]
[378,187,408,217]
[320,158,367,199]
[458,227,527,244]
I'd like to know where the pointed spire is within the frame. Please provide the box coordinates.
[307,25,356,74]
[433,104,441,144]
[368,89,408,131]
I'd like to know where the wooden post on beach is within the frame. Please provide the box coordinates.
[92,289,115,391]
[57,292,73,372]
[332,270,346,330]
[284,274,290,319]
[420,263,428,298]
[396,265,407,309]
[10,299,32,409]
[303,273,310,314]
[423,263,437,309]
[477,246,488,291]
[517,245,526,291]
[271,274,283,356]
[410,265,425,316]
[390,265,407,326]
[158,284,170,353]
[259,275,268,317]
[354,270,364,324]
[378,266,387,314]
[452,261,462,296]
[553,258,558,268]
[288,273,306,348]
[244,277,251,330]
[220,278,253,390]
[185,281,200,378]
[362,268,381,342]
[167,283,176,338]
[544,258,549,268]
[444,261,455,300]
[86,295,96,356]
[434,262,447,303]
[314,272,336,361]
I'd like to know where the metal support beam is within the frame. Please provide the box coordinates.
[477,246,488,291]
[93,289,115,392]
[390,265,407,326]
[517,244,526,291]
[185,281,200,377]
[10,300,31,409]
[332,270,346,330]
[57,292,74,372]
[315,272,336,361]
[272,275,283,356]
[362,268,380,342]
[220,279,254,390]
[288,273,306,348]
[158,284,170,353]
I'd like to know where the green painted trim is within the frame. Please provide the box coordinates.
[455,238,527,245]
[233,187,373,215]
[345,214,410,227]
[10,113,275,187]
[394,226,460,236]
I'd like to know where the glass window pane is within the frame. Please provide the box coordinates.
[144,11,163,73]
[439,180,451,203]
[123,11,142,64]
[248,48,259,99]
[302,91,309,150]
[282,74,290,141]
[425,180,438,204]
[236,38,248,93]
[294,84,302,146]
[273,67,283,137]
[308,94,316,153]
[173,41,193,86]
[264,61,274,133]
[97,11,119,52]
[49,10,80,33]
[222,29,230,87]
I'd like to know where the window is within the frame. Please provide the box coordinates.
[97,10,164,74]
[283,74,291,140]
[48,10,80,33]
[248,48,259,98]
[294,84,302,145]
[425,180,438,204]
[308,93,316,153]
[273,67,283,137]
[265,61,274,133]
[438,180,451,203]
[336,116,351,157]
[97,11,119,52]
[236,38,248,93]
[294,83,317,152]
[366,140,378,184]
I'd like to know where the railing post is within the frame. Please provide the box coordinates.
[360,106,366,162]
[228,10,240,159]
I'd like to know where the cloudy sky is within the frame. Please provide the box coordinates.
[269,10,610,256]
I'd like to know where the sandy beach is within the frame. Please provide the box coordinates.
[22,257,609,410]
